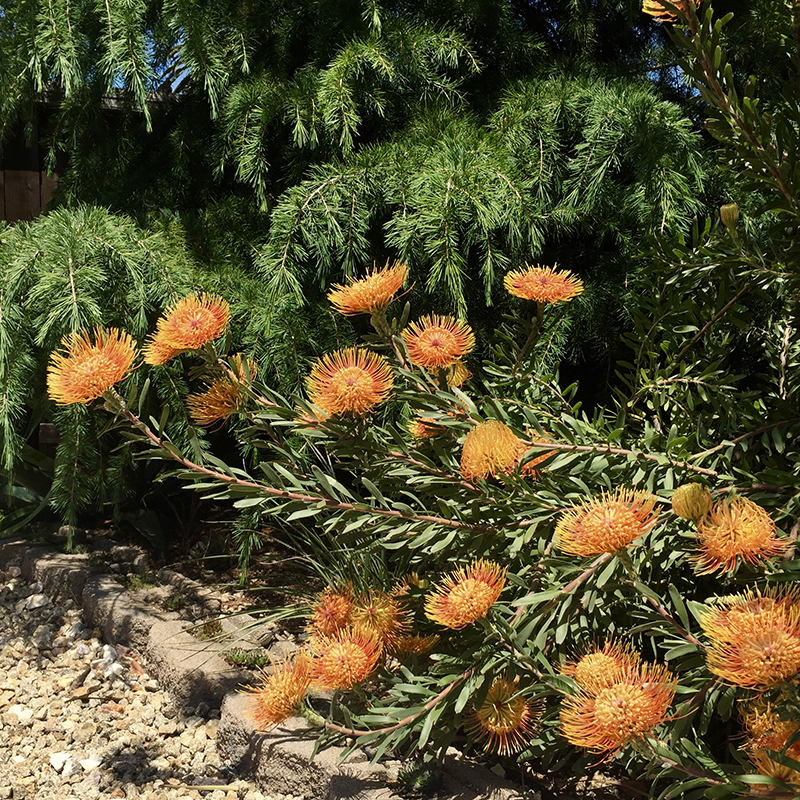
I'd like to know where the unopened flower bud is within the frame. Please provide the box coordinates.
[720,203,739,229]
[671,483,713,521]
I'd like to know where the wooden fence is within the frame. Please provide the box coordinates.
[1,118,59,223]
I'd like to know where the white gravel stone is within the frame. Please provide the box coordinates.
[49,752,72,772]
[80,755,103,771]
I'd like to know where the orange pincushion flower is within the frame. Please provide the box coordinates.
[47,327,137,405]
[555,488,659,557]
[743,701,800,786]
[460,420,535,481]
[402,315,475,370]
[641,0,701,22]
[701,587,800,689]
[466,678,543,756]
[504,264,584,304]
[394,634,440,657]
[230,353,258,383]
[309,586,353,637]
[425,560,506,630]
[447,360,472,388]
[144,294,231,365]
[327,261,408,316]
[561,640,642,694]
[187,378,243,426]
[560,663,676,755]
[408,416,444,439]
[743,702,800,754]
[671,483,712,521]
[694,497,785,575]
[243,650,313,730]
[349,590,409,653]
[307,348,393,416]
[749,749,800,787]
[309,628,381,690]
[306,348,394,416]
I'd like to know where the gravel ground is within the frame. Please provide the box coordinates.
[0,557,301,800]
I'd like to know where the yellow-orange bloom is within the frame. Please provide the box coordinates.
[408,416,444,439]
[701,587,800,689]
[504,264,584,304]
[461,420,524,481]
[309,628,381,690]
[349,590,409,653]
[671,483,712,521]
[749,749,800,788]
[561,640,642,694]
[47,327,137,405]
[555,488,659,557]
[743,702,800,754]
[243,651,313,730]
[144,294,231,365]
[425,560,506,630]
[394,634,440,657]
[742,702,800,786]
[641,0,701,22]
[694,497,785,575]
[327,261,408,316]
[560,663,676,755]
[306,348,394,416]
[187,378,243,426]
[460,421,552,481]
[230,353,258,383]
[447,360,472,388]
[309,586,353,637]
[402,315,475,370]
[466,678,543,756]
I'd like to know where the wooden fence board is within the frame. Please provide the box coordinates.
[4,170,41,222]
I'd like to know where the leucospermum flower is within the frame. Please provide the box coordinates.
[555,488,659,557]
[641,0,701,22]
[402,315,475,370]
[460,420,526,482]
[309,628,381,690]
[349,590,409,653]
[671,483,712,521]
[447,360,472,388]
[466,678,543,756]
[144,294,231,365]
[749,749,800,788]
[694,496,785,575]
[701,587,800,689]
[308,586,353,637]
[561,640,642,694]
[744,704,800,788]
[306,348,394,416]
[408,416,444,439]
[186,354,258,426]
[243,651,313,730]
[425,560,506,630]
[394,634,440,657]
[187,379,243,426]
[742,701,800,754]
[230,353,258,383]
[504,264,584,304]
[47,327,137,405]
[327,261,408,316]
[560,663,676,755]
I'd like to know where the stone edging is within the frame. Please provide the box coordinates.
[0,537,524,800]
